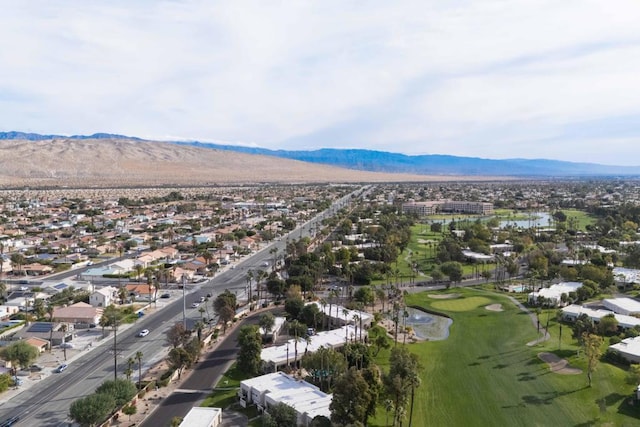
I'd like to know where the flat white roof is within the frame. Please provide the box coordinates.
[261,325,359,365]
[611,336,640,359]
[241,372,332,420]
[462,250,494,261]
[259,316,286,336]
[179,407,222,427]
[613,267,640,284]
[603,298,640,314]
[530,282,582,301]
[562,304,640,329]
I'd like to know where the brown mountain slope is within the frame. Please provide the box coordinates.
[0,138,490,187]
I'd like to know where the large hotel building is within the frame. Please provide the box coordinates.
[402,200,494,216]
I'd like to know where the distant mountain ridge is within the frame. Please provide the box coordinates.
[173,141,639,177]
[1,131,637,177]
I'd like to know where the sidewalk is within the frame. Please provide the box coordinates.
[112,320,248,427]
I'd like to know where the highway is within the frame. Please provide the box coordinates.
[0,185,366,426]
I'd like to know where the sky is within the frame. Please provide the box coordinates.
[1,0,640,166]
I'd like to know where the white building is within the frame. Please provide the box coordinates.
[261,325,359,371]
[610,336,640,363]
[239,372,331,426]
[258,316,287,342]
[613,267,640,287]
[603,298,640,316]
[89,286,117,308]
[528,282,583,306]
[561,304,640,330]
[179,407,222,427]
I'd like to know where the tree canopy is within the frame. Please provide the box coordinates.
[237,325,263,376]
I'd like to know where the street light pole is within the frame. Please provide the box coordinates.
[182,274,186,329]
[113,321,117,380]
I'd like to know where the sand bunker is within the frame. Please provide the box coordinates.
[485,304,503,312]
[429,293,460,299]
[538,352,582,375]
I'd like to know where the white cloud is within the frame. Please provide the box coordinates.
[1,0,639,165]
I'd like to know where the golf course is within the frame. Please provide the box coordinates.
[370,288,640,426]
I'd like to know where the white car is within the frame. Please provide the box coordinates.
[137,329,150,337]
[191,302,200,308]
[59,342,74,349]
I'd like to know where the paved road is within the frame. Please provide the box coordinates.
[140,315,261,427]
[0,186,366,426]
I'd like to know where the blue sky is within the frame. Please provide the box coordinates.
[1,0,640,165]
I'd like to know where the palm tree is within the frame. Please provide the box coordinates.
[125,357,135,381]
[118,286,128,305]
[0,242,4,278]
[256,269,268,305]
[10,253,25,277]
[47,303,55,352]
[246,270,254,307]
[342,308,350,341]
[60,324,68,361]
[319,299,327,330]
[328,290,338,329]
[288,320,304,372]
[134,263,144,282]
[135,351,143,389]
[384,399,395,427]
[352,314,360,342]
[408,372,421,427]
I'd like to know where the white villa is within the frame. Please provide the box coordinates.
[239,372,331,426]
[528,282,583,306]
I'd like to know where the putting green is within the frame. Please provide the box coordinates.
[431,296,492,312]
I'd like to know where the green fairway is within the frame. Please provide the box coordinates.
[430,295,492,311]
[370,288,640,427]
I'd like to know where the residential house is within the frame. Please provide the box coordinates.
[179,407,222,427]
[90,286,118,308]
[125,283,156,301]
[53,302,103,326]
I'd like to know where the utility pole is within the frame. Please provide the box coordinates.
[182,274,187,329]
[112,316,118,380]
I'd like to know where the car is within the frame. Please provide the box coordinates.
[59,342,74,349]
[28,364,43,372]
[160,293,171,299]
[199,296,206,302]
[191,302,200,308]
[0,415,19,427]
[54,364,68,373]
[137,329,150,337]
[12,377,23,386]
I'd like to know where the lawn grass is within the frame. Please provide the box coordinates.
[368,288,640,427]
[560,209,596,231]
[200,364,255,415]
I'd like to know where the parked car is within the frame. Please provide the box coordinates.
[59,342,74,349]
[0,415,19,427]
[28,364,43,372]
[137,329,150,337]
[54,364,68,373]
[160,293,171,299]
[199,296,206,302]
[190,302,200,308]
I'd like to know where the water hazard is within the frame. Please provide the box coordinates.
[405,307,452,341]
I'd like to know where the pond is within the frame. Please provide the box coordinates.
[405,307,452,341]
[499,212,552,229]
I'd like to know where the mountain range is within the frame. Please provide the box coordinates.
[1,131,637,177]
